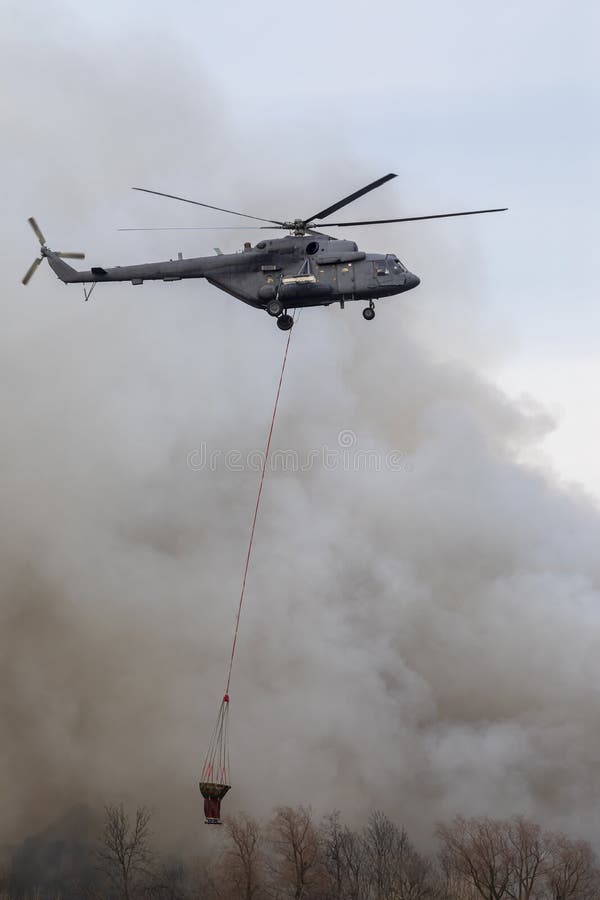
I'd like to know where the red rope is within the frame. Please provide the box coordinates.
[224,319,296,697]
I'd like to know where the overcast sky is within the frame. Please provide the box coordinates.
[6,0,599,494]
[2,0,600,852]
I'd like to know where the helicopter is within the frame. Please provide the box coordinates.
[22,174,506,330]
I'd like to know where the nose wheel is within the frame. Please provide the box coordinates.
[363,302,375,321]
[277,314,294,331]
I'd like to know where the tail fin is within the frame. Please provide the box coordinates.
[46,252,80,283]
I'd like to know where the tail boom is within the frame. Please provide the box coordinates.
[47,251,210,285]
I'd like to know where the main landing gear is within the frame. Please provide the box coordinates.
[363,301,375,321]
[266,299,283,317]
[277,314,294,331]
[265,298,293,331]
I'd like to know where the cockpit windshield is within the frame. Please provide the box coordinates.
[388,255,407,272]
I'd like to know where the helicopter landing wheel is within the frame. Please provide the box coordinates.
[277,314,294,331]
[266,299,283,317]
[363,304,375,321]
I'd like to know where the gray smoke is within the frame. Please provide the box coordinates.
[2,1,600,857]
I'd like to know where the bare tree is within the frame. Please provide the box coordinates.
[320,811,371,900]
[439,865,481,900]
[144,857,193,900]
[339,822,368,900]
[363,810,418,900]
[503,817,548,900]
[396,846,440,900]
[187,853,225,900]
[360,810,439,900]
[542,832,599,900]
[0,859,11,900]
[267,805,323,900]
[363,811,400,899]
[223,813,264,900]
[96,803,154,900]
[320,812,345,900]
[437,817,511,900]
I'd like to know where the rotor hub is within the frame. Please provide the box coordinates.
[280,219,308,236]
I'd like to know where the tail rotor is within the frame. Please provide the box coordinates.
[22,256,43,286]
[28,216,46,246]
[22,217,85,285]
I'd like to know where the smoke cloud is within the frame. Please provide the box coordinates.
[2,1,600,858]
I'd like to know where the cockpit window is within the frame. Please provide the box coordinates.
[389,255,407,272]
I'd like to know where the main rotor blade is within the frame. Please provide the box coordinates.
[56,251,85,259]
[117,226,275,231]
[317,207,508,226]
[22,257,41,285]
[28,216,46,245]
[132,188,285,226]
[305,173,397,223]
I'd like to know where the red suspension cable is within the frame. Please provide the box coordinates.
[224,320,296,697]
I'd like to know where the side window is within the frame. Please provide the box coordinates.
[373,260,389,277]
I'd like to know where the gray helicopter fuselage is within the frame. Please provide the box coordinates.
[47,233,420,309]
[28,171,505,327]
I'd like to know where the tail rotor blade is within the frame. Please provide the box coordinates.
[56,251,85,259]
[28,217,46,245]
[22,257,42,285]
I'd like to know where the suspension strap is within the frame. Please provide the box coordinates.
[225,317,296,696]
